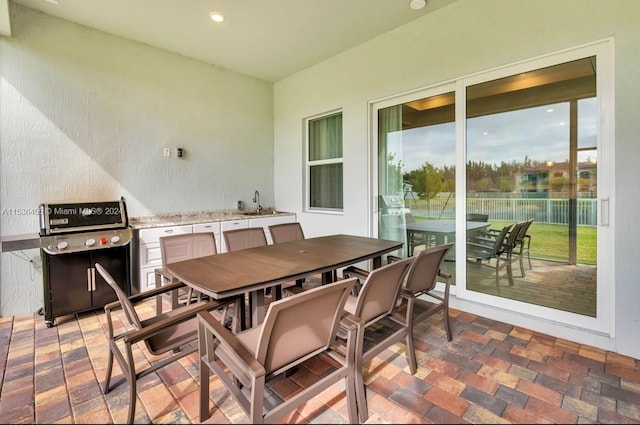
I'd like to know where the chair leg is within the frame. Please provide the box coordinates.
[443,305,453,342]
[125,344,137,424]
[344,374,359,425]
[405,298,417,374]
[506,253,514,286]
[199,348,211,421]
[102,345,115,394]
[405,330,417,375]
[354,325,368,423]
[250,376,266,423]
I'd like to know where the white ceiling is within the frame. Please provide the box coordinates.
[5,0,458,82]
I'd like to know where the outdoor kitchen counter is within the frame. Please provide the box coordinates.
[129,208,295,229]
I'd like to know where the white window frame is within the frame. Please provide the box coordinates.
[304,110,344,213]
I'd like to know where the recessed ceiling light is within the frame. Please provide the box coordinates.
[209,11,224,23]
[409,0,426,10]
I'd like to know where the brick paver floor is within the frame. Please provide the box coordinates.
[1,294,639,424]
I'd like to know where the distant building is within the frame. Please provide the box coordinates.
[515,160,597,198]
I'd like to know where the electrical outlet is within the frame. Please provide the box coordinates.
[163,147,171,157]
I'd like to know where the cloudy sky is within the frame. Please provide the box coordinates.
[391,98,597,173]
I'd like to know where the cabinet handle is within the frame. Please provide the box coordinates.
[87,268,92,292]
[91,267,96,291]
[165,229,174,233]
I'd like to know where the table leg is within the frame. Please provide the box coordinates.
[250,289,266,327]
[321,271,334,284]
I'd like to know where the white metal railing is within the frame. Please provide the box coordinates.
[410,197,597,226]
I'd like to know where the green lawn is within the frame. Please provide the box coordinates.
[485,220,596,265]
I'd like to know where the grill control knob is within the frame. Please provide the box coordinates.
[100,237,108,245]
[56,241,68,251]
[110,235,120,244]
[85,238,96,247]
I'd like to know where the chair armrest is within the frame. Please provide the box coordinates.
[340,311,362,332]
[387,255,403,264]
[155,267,179,285]
[123,299,228,345]
[438,271,452,280]
[127,281,188,305]
[342,265,369,280]
[197,310,265,378]
[466,241,493,250]
[104,283,184,314]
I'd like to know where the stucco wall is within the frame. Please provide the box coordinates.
[0,4,274,316]
[274,0,640,358]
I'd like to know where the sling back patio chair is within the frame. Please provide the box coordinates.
[390,243,454,366]
[268,222,307,291]
[512,218,534,277]
[155,232,242,329]
[345,243,455,373]
[95,262,238,424]
[338,257,414,423]
[197,278,360,424]
[223,226,283,322]
[466,222,522,288]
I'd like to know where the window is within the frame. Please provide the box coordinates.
[307,112,343,211]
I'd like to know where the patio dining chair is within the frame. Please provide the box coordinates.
[197,278,360,424]
[344,243,455,373]
[466,222,521,288]
[512,218,534,277]
[268,222,307,291]
[155,232,242,329]
[95,262,239,424]
[223,227,281,322]
[338,257,414,423]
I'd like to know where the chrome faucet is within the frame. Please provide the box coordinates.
[253,190,263,214]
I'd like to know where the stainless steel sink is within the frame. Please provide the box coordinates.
[242,208,279,216]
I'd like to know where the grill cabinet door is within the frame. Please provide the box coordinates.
[91,247,129,308]
[46,252,93,320]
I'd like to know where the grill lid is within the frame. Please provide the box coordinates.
[40,199,128,235]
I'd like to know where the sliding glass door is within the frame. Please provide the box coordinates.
[376,87,457,276]
[372,40,614,334]
[464,57,598,317]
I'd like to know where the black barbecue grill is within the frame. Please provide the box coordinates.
[39,198,132,327]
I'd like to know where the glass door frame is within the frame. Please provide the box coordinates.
[369,38,615,336]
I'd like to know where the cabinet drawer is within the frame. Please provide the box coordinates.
[139,267,158,292]
[140,243,162,268]
[249,215,295,229]
[193,222,221,235]
[138,225,193,244]
[220,219,249,232]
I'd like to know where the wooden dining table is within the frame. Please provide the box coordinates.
[166,234,403,327]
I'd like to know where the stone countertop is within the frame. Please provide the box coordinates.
[128,208,295,230]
